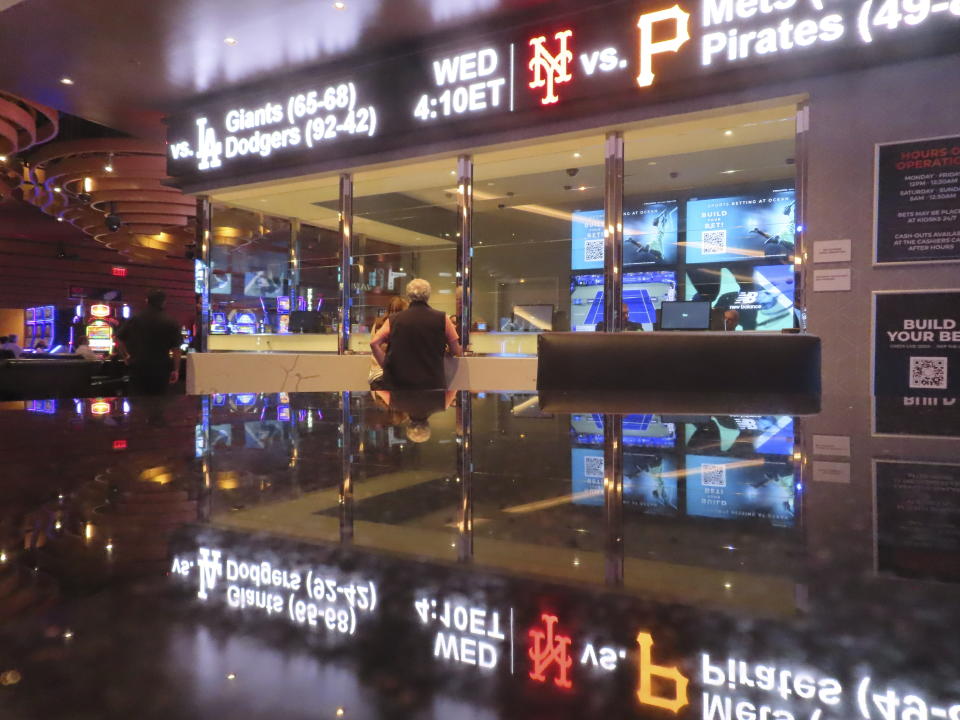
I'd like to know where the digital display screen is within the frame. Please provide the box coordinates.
[572,201,680,271]
[243,271,285,298]
[570,271,676,331]
[232,311,258,333]
[512,304,552,332]
[277,296,291,313]
[685,264,796,331]
[624,201,679,266]
[570,273,604,329]
[210,272,232,295]
[572,448,679,515]
[244,421,289,450]
[571,210,605,271]
[686,188,795,264]
[684,416,795,457]
[571,413,676,448]
[659,301,711,330]
[685,454,796,527]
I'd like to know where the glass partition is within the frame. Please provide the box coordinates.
[622,103,799,333]
[208,206,295,351]
[472,135,606,354]
[349,161,459,353]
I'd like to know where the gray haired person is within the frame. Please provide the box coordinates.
[370,278,462,389]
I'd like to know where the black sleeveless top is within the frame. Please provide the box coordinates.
[383,301,448,389]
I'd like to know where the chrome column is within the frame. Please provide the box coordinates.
[456,155,473,350]
[603,132,625,332]
[339,173,353,354]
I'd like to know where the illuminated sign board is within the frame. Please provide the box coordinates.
[90,304,110,318]
[167,0,960,187]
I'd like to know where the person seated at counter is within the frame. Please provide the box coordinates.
[370,278,462,389]
[595,303,642,332]
[72,335,100,361]
[368,295,408,390]
[1,334,23,357]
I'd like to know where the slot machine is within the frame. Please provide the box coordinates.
[232,310,258,334]
[277,296,291,334]
[211,312,228,334]
[86,303,118,354]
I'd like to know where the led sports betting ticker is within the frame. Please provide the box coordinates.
[166,0,960,186]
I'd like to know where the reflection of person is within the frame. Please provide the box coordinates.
[370,279,462,389]
[369,296,409,390]
[116,290,183,395]
[33,340,48,352]
[375,389,457,443]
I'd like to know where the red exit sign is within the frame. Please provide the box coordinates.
[111,266,128,277]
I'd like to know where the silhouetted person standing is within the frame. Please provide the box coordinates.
[116,290,182,395]
[370,278,462,389]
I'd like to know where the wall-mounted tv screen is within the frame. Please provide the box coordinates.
[571,413,676,448]
[570,273,604,329]
[685,263,795,331]
[624,270,676,330]
[572,200,680,271]
[512,304,553,332]
[243,271,284,297]
[684,416,794,456]
[571,271,677,331]
[686,188,795,264]
[571,448,679,515]
[623,201,679,266]
[685,454,796,527]
[210,271,232,295]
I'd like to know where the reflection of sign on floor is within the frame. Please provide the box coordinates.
[875,460,960,583]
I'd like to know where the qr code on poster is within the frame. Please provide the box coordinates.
[583,455,605,478]
[584,238,604,264]
[701,229,727,255]
[701,463,727,487]
[909,356,948,390]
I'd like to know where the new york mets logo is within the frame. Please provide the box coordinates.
[528,613,573,688]
[528,30,574,105]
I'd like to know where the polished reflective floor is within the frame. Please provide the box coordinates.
[1,392,958,719]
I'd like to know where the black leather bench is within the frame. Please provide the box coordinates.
[537,332,821,415]
[0,358,101,400]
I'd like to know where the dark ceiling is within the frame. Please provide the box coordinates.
[0,0,554,142]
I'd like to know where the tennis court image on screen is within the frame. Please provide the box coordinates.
[571,271,676,330]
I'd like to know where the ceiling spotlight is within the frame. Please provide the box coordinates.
[721,169,739,175]
[333,1,346,8]
[573,152,581,158]
[578,185,587,191]
[104,154,114,173]
[105,212,122,233]
[0,155,7,162]
[57,217,64,222]
[724,129,734,136]
[83,177,93,193]
[53,186,62,193]
[60,77,74,85]
[224,37,238,46]
[648,161,657,166]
